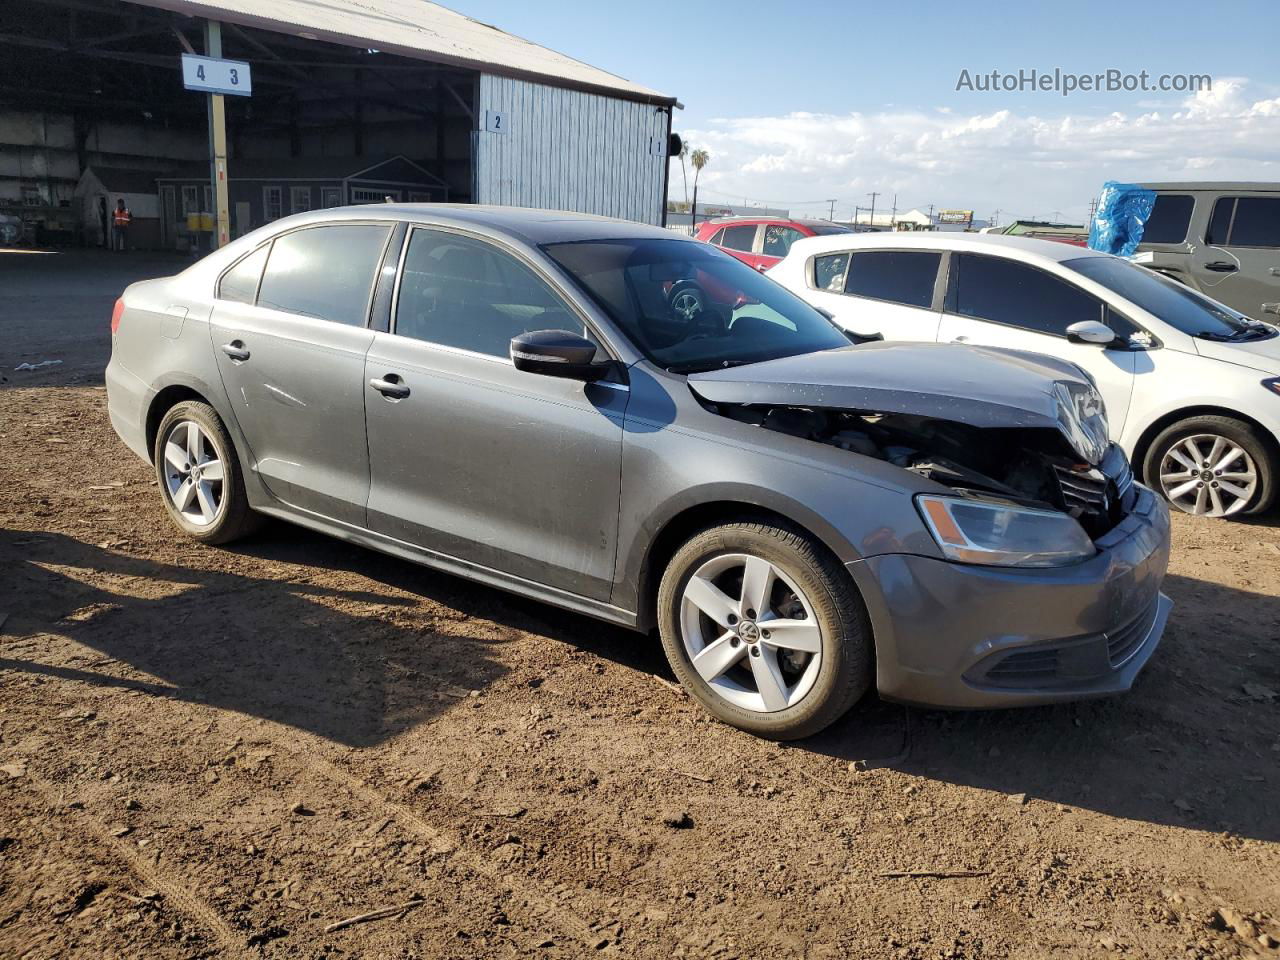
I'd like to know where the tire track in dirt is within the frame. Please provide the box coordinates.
[17,767,253,960]
[18,627,610,952]
[271,740,604,949]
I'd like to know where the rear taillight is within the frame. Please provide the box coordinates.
[110,297,125,335]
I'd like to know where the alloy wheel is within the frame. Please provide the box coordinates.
[1158,433,1258,517]
[679,553,822,713]
[162,420,226,527]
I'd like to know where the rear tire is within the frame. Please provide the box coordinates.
[1142,415,1276,517]
[153,400,261,544]
[657,520,873,740]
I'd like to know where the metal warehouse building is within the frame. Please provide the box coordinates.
[0,0,680,250]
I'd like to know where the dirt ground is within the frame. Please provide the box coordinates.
[1,250,1279,959]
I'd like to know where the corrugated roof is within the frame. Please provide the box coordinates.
[125,0,676,105]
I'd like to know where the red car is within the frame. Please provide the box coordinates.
[694,217,855,271]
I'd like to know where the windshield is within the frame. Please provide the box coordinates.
[806,223,854,236]
[543,238,851,373]
[1064,255,1275,342]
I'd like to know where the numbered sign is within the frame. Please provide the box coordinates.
[485,110,508,134]
[181,54,252,97]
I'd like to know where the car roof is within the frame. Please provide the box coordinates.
[702,216,846,229]
[1139,181,1280,192]
[267,203,689,247]
[785,230,1106,263]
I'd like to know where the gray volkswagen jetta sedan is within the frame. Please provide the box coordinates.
[105,205,1172,739]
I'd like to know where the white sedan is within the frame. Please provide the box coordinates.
[768,232,1280,518]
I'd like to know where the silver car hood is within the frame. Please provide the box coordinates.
[687,341,1093,432]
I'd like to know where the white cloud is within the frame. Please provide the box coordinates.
[671,78,1280,221]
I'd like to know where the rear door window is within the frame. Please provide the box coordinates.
[762,225,805,258]
[719,225,757,252]
[1143,194,1193,244]
[256,223,391,326]
[812,253,850,291]
[948,253,1105,336]
[1205,196,1280,248]
[1224,197,1280,247]
[844,250,940,309]
[217,244,269,304]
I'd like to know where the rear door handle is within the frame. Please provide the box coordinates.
[951,335,970,343]
[1204,261,1237,273]
[369,375,409,399]
[220,340,250,361]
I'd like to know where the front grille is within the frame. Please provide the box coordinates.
[1054,464,1109,515]
[1054,447,1137,537]
[1106,599,1159,667]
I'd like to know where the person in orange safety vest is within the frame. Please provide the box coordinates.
[111,198,132,252]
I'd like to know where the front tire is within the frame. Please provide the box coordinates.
[153,400,260,544]
[657,520,873,740]
[1143,415,1276,517]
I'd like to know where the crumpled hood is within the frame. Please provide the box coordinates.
[687,341,1095,432]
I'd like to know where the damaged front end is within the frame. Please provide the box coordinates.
[687,343,1136,542]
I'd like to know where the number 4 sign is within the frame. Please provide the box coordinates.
[181,53,252,97]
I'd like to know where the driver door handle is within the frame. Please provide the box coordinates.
[220,341,250,362]
[1203,261,1237,273]
[369,375,409,399]
[951,335,969,343]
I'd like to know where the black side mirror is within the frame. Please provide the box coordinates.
[510,329,609,381]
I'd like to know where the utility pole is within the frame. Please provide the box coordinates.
[204,20,230,249]
[867,191,880,230]
[827,199,837,221]
[990,208,1003,229]
[890,193,897,229]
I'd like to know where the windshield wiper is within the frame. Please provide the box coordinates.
[1198,326,1277,343]
[1227,326,1276,341]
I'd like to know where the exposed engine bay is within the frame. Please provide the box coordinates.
[711,402,1135,539]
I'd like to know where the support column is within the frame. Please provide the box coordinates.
[204,19,230,249]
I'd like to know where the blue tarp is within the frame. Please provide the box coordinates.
[1087,181,1156,257]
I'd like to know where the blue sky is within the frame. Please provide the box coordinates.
[456,0,1280,221]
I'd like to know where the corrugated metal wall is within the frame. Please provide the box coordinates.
[474,75,668,225]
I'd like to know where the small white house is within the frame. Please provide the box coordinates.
[73,166,161,248]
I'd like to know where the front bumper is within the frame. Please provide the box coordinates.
[848,485,1172,709]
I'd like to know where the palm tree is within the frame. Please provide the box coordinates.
[678,140,689,207]
[690,148,709,234]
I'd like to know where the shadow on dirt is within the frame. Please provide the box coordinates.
[0,526,516,748]
[5,520,1278,843]
[801,571,1280,843]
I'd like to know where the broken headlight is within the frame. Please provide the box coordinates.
[916,495,1096,567]
[1053,380,1110,465]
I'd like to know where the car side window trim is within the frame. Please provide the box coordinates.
[388,223,625,367]
[930,251,951,312]
[367,221,407,333]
